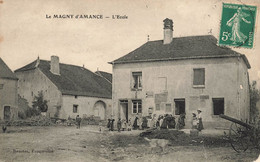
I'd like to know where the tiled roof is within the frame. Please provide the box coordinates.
[110,35,250,68]
[0,58,18,80]
[95,71,112,83]
[15,60,112,98]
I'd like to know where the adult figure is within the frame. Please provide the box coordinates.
[159,115,164,128]
[138,115,143,130]
[160,114,168,129]
[156,115,162,129]
[107,119,111,129]
[168,114,176,129]
[111,118,115,131]
[177,113,185,130]
[192,112,197,129]
[197,109,204,131]
[152,114,157,128]
[75,115,82,129]
[142,117,148,129]
[133,116,139,130]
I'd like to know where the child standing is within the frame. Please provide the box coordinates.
[122,119,127,131]
[127,118,132,131]
[117,118,122,132]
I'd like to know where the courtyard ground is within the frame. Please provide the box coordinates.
[0,125,259,162]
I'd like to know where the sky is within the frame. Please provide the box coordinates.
[0,0,259,81]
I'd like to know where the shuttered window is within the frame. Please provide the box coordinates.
[193,68,205,86]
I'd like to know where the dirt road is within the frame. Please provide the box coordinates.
[0,126,259,162]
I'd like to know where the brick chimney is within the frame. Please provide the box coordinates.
[50,55,60,75]
[163,18,173,45]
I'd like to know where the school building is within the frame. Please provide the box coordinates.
[109,18,251,128]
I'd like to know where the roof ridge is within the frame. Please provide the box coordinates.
[110,35,250,69]
[146,35,215,42]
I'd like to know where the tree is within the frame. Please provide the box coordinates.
[250,81,260,122]
[32,91,48,113]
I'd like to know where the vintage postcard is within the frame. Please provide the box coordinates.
[0,0,260,161]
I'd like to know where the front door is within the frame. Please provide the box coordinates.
[120,100,128,121]
[4,106,11,120]
[94,101,106,120]
[174,99,185,115]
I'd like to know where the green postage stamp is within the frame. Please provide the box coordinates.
[219,3,257,48]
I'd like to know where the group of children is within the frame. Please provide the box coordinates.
[107,113,190,132]
[106,109,204,132]
[76,110,203,132]
[107,118,132,132]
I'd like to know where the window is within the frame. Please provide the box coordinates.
[174,99,185,115]
[213,98,224,115]
[132,72,142,89]
[132,100,142,113]
[73,105,78,113]
[193,68,205,86]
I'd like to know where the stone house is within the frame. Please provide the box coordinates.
[0,58,18,120]
[110,18,251,129]
[15,56,112,120]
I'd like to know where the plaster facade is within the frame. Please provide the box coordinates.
[16,68,112,119]
[112,57,250,128]
[0,78,18,120]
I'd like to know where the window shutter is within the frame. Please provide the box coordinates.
[193,69,205,85]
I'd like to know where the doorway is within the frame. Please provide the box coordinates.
[4,106,11,120]
[94,101,106,120]
[174,99,185,115]
[120,100,128,121]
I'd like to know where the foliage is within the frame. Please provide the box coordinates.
[250,81,260,122]
[18,94,46,119]
[32,91,48,112]
[18,111,26,119]
[26,107,41,117]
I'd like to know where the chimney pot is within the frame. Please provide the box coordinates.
[50,55,60,75]
[163,18,173,44]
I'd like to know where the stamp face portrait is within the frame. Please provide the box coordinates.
[219,3,257,48]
